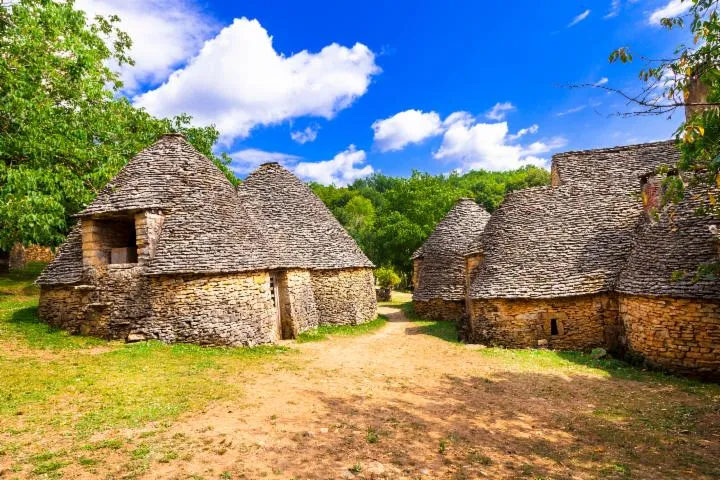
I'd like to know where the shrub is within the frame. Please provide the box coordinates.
[375,266,401,289]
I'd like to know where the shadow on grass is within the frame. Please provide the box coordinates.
[6,305,106,349]
[399,301,459,343]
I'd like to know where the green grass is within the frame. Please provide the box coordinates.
[401,302,459,343]
[295,315,387,343]
[0,266,293,461]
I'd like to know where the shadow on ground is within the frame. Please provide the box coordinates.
[228,370,719,479]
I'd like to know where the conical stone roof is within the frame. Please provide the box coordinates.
[413,198,490,301]
[618,180,720,300]
[239,163,374,270]
[468,141,682,299]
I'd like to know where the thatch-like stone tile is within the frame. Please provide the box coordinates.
[618,182,720,300]
[469,184,644,299]
[35,225,83,285]
[239,163,374,270]
[552,140,678,189]
[413,198,490,301]
[469,141,686,300]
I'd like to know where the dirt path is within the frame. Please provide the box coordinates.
[134,304,719,480]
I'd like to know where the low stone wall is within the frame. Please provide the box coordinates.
[279,269,319,338]
[466,294,620,351]
[9,244,54,270]
[38,285,88,334]
[311,268,377,325]
[620,294,720,379]
[39,265,149,339]
[147,272,278,346]
[413,299,465,321]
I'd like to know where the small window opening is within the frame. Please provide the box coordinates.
[96,218,137,264]
[550,318,559,336]
[269,274,277,307]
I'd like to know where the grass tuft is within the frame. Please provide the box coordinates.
[296,315,387,343]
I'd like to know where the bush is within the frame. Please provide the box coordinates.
[375,266,401,289]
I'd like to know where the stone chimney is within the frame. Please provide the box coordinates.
[685,72,711,119]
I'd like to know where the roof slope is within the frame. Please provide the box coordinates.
[469,141,680,300]
[551,141,678,189]
[78,134,195,217]
[124,135,271,275]
[239,163,374,270]
[35,224,83,285]
[618,183,720,300]
[40,134,273,282]
[469,184,644,299]
[413,198,490,301]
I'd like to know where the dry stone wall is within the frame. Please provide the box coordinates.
[620,294,720,379]
[467,294,620,351]
[413,299,465,321]
[9,244,54,270]
[311,268,376,325]
[38,285,88,333]
[147,272,278,346]
[278,270,319,337]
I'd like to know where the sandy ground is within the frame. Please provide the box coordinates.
[100,301,717,480]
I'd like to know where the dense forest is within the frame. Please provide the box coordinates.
[312,167,550,285]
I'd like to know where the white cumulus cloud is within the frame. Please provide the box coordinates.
[434,119,566,171]
[485,102,516,121]
[371,110,443,152]
[649,0,691,24]
[568,9,591,27]
[75,0,216,93]
[134,18,380,144]
[290,125,320,144]
[294,146,374,186]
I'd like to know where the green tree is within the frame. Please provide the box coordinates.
[0,0,233,250]
[601,0,720,276]
[312,165,550,285]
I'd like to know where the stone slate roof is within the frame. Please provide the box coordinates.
[38,137,373,285]
[413,198,490,302]
[35,224,83,285]
[239,163,374,270]
[468,184,645,299]
[468,141,691,300]
[551,140,678,189]
[618,182,720,300]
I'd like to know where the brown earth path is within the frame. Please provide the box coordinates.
[131,302,718,480]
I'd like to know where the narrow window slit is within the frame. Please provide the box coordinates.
[550,318,559,336]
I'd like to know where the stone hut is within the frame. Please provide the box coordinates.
[412,198,490,320]
[464,141,720,379]
[36,134,376,346]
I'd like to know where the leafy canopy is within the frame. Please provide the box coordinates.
[312,166,550,285]
[0,0,234,250]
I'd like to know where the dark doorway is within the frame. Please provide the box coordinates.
[550,318,559,336]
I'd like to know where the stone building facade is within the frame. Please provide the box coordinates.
[36,134,376,346]
[463,141,720,380]
[412,198,490,321]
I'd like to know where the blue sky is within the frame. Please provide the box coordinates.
[76,0,691,184]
